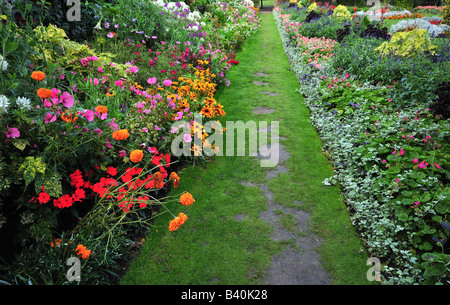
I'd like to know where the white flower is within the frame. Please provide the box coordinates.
[16,96,32,110]
[0,55,8,71]
[191,25,199,32]
[0,95,10,113]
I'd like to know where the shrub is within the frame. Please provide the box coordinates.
[375,29,437,58]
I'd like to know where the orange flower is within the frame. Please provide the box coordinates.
[50,238,62,248]
[61,110,78,123]
[169,172,180,188]
[130,149,144,163]
[75,244,91,259]
[31,71,46,81]
[37,88,52,99]
[168,213,188,231]
[112,129,130,141]
[180,192,195,206]
[95,105,108,113]
[153,171,164,188]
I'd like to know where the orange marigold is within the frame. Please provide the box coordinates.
[153,171,164,188]
[169,172,180,188]
[37,88,52,99]
[75,244,91,259]
[112,129,129,141]
[61,110,78,123]
[168,212,188,231]
[180,192,195,206]
[31,71,46,81]
[130,149,144,163]
[95,105,108,113]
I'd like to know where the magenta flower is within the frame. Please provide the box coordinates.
[413,158,419,164]
[118,149,127,157]
[83,109,95,122]
[5,126,20,138]
[44,113,57,124]
[60,92,74,108]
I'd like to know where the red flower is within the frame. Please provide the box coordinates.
[37,186,51,204]
[106,166,118,176]
[70,170,85,188]
[54,194,74,209]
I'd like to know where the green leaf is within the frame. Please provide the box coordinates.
[35,171,62,198]
[12,139,29,151]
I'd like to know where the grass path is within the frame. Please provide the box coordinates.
[121,11,372,285]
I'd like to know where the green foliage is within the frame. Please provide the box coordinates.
[333,5,352,19]
[392,0,414,9]
[375,29,437,58]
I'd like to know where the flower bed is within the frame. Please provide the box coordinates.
[274,4,449,284]
[0,0,259,284]
[390,16,450,37]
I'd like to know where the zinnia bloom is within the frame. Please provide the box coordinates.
[180,192,194,206]
[95,105,108,113]
[37,88,53,99]
[169,213,188,231]
[112,129,130,141]
[130,149,144,163]
[31,71,46,81]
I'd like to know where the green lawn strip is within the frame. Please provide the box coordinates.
[121,12,370,285]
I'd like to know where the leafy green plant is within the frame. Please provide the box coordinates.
[375,29,437,58]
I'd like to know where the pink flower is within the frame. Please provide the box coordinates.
[118,150,127,157]
[434,163,441,169]
[115,80,123,86]
[60,92,74,108]
[44,113,57,124]
[155,125,161,131]
[5,126,20,138]
[413,158,419,164]
[83,109,95,122]
[163,79,172,87]
[147,77,157,85]
[98,66,104,73]
[129,65,139,73]
[418,162,429,169]
[183,133,192,143]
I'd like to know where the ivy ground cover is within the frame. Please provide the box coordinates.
[275,2,449,284]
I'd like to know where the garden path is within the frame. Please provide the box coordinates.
[121,9,368,286]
